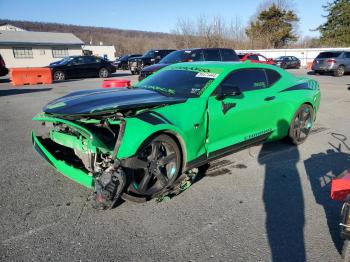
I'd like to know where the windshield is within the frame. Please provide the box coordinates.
[57,57,74,65]
[316,52,342,59]
[134,69,217,98]
[143,50,155,57]
[160,50,202,64]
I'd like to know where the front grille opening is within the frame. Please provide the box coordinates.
[38,137,88,172]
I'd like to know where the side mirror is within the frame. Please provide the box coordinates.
[216,85,242,100]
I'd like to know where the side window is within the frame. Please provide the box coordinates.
[218,69,268,93]
[248,55,259,60]
[265,69,281,86]
[220,49,239,61]
[345,52,350,59]
[258,55,268,62]
[72,57,85,65]
[83,56,95,64]
[203,49,221,61]
[191,50,204,61]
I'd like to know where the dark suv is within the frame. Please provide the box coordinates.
[128,49,176,75]
[49,55,116,81]
[113,54,142,70]
[312,51,350,76]
[139,48,239,81]
[0,54,9,77]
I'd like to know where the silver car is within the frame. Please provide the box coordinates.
[312,51,350,76]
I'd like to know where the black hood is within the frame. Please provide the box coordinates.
[43,88,186,116]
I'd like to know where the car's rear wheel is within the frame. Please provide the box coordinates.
[334,65,345,77]
[288,104,314,145]
[125,134,181,198]
[99,67,109,78]
[53,70,65,81]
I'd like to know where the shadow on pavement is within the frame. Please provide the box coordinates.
[0,78,10,83]
[0,88,52,97]
[304,133,350,254]
[258,131,306,261]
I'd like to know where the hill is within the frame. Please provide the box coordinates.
[0,19,177,55]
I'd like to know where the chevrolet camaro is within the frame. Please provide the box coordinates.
[32,61,321,209]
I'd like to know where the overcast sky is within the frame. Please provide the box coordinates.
[0,0,328,37]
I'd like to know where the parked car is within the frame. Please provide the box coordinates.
[275,56,301,69]
[49,56,116,81]
[238,53,276,65]
[139,48,240,81]
[128,49,176,75]
[32,62,320,209]
[113,54,142,70]
[0,54,9,77]
[312,51,350,77]
[49,55,116,81]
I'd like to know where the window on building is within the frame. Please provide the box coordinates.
[52,48,69,58]
[13,47,33,58]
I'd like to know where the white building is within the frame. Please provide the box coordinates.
[82,44,116,60]
[0,30,84,68]
[0,23,25,32]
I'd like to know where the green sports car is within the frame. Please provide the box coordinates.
[32,61,320,208]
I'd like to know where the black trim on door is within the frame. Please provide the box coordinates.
[186,131,272,170]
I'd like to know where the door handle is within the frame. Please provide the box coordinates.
[264,96,275,101]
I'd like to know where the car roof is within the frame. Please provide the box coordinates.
[166,61,280,74]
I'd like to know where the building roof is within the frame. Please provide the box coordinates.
[0,30,84,46]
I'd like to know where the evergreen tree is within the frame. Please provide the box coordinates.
[318,0,350,46]
[246,4,299,48]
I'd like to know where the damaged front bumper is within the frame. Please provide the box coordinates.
[32,131,94,188]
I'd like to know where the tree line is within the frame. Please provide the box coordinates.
[1,0,349,56]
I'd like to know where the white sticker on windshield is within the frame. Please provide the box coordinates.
[195,72,219,79]
[185,50,191,53]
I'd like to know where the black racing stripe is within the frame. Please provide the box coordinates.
[149,111,174,125]
[280,83,311,92]
[135,112,165,125]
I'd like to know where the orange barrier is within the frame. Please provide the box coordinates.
[10,68,53,86]
[306,62,313,70]
[102,79,131,88]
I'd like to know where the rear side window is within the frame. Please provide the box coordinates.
[316,52,342,58]
[248,55,259,60]
[220,49,239,61]
[265,69,281,86]
[219,69,268,92]
[203,49,221,61]
[345,52,350,59]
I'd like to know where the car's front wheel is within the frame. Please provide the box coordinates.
[288,104,314,145]
[53,70,65,81]
[125,134,181,198]
[99,67,110,78]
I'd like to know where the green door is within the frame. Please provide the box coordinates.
[207,68,281,156]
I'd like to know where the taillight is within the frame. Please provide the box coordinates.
[327,59,336,64]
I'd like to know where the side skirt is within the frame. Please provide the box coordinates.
[186,132,272,170]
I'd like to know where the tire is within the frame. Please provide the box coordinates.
[288,104,314,145]
[343,240,350,262]
[53,70,65,81]
[125,134,181,198]
[99,67,109,78]
[334,65,345,77]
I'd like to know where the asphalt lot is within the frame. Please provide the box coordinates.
[0,69,350,262]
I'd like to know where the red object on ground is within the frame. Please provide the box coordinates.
[102,79,131,88]
[331,171,350,201]
[10,67,53,86]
